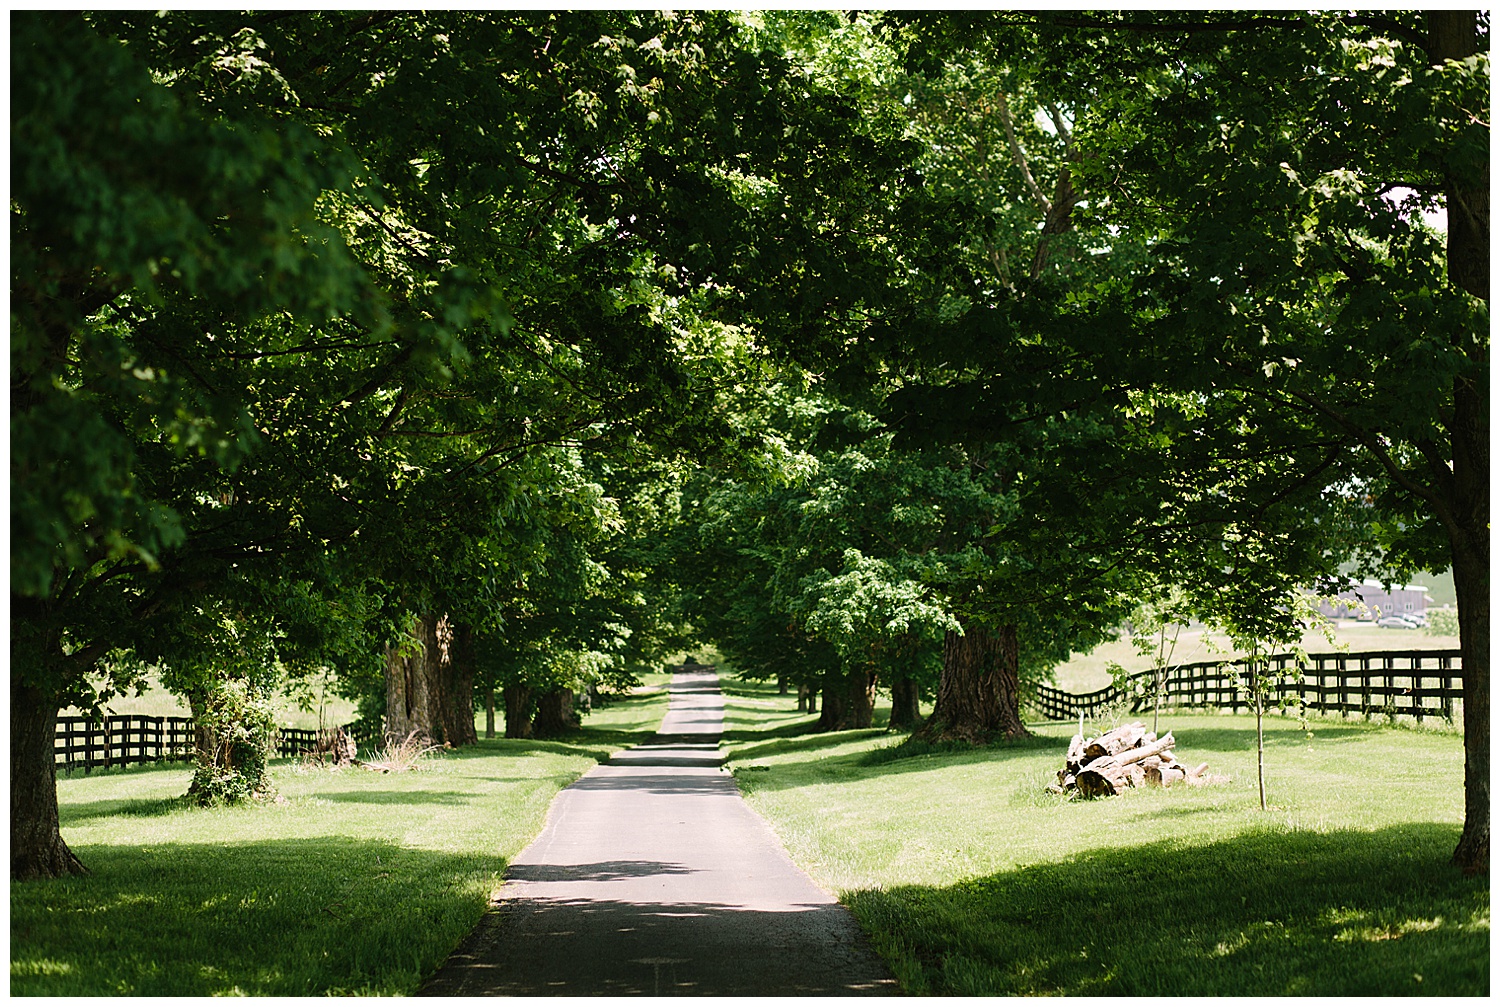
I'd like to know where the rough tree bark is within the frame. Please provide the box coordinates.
[913,621,1029,744]
[531,688,578,738]
[11,681,86,880]
[888,676,923,732]
[385,613,477,747]
[817,668,875,731]
[443,622,479,747]
[503,683,534,739]
[1447,373,1488,874]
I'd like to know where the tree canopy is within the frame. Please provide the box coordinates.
[11,10,1487,879]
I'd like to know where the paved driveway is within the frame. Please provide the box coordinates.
[418,669,896,996]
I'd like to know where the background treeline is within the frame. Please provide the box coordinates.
[12,11,1486,879]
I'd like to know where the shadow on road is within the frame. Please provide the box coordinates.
[419,894,897,996]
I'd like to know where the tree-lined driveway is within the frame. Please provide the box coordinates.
[419,668,896,995]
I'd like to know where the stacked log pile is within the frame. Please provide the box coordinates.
[1050,721,1209,797]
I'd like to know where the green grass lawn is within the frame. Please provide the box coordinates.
[12,685,670,996]
[720,677,1487,996]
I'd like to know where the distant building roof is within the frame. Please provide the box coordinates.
[1347,580,1429,594]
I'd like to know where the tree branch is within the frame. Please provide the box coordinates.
[994,91,1050,214]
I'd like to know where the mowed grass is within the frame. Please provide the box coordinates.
[11,686,669,996]
[720,678,1488,996]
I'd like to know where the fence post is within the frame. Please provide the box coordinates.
[1411,653,1423,725]
[1440,653,1455,722]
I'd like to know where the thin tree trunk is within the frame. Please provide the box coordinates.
[186,689,214,787]
[1426,10,1489,878]
[1254,653,1267,812]
[485,689,496,739]
[914,621,1029,744]
[1429,11,1488,302]
[11,681,86,879]
[1450,507,1488,874]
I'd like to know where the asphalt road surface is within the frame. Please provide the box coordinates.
[418,667,896,996]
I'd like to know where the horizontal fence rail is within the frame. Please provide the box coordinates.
[1031,649,1463,725]
[53,715,383,773]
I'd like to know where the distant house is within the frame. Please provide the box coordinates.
[1319,580,1430,620]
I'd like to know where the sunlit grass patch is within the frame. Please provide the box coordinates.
[719,691,1485,996]
[12,687,669,995]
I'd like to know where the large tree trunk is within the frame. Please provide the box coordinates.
[531,687,578,739]
[914,621,1029,744]
[503,683,534,739]
[11,681,86,880]
[816,670,845,731]
[817,668,876,731]
[385,613,476,747]
[888,676,922,732]
[442,622,478,747]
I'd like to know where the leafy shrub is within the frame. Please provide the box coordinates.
[1425,607,1460,637]
[188,678,279,806]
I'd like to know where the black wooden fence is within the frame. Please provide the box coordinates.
[1030,649,1463,724]
[53,715,383,772]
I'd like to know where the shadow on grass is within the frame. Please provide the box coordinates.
[58,797,192,822]
[444,734,646,764]
[862,732,1065,767]
[316,789,475,806]
[11,837,502,996]
[727,728,889,764]
[848,823,1487,997]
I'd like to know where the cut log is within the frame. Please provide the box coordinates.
[1115,732,1174,768]
[1066,733,1087,771]
[1083,722,1147,761]
[1076,756,1132,797]
[1053,723,1207,796]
